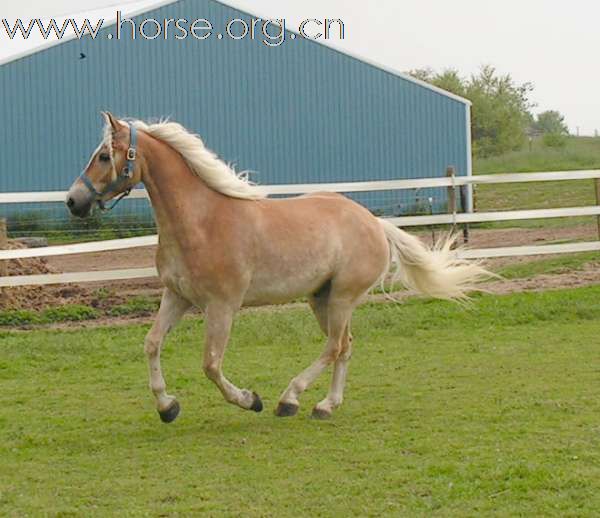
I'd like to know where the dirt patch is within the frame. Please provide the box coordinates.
[1,243,162,312]
[12,266,600,332]
[39,223,600,280]
[419,224,599,269]
[0,240,87,311]
[2,224,600,318]
[485,263,600,295]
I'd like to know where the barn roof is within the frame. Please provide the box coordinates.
[0,0,471,105]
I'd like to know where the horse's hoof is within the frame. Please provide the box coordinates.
[311,407,332,420]
[158,400,180,424]
[274,402,299,417]
[250,392,263,413]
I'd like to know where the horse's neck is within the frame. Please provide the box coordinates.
[140,138,221,240]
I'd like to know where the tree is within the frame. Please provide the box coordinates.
[408,68,435,83]
[407,68,465,98]
[466,66,534,157]
[534,110,569,135]
[431,69,467,99]
[542,132,568,148]
[406,65,535,157]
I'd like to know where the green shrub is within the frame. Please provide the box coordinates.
[108,297,160,317]
[0,310,41,327]
[542,132,568,148]
[0,298,159,328]
[42,305,99,322]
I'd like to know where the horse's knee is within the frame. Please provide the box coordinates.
[339,346,352,362]
[323,342,343,364]
[203,361,220,381]
[144,335,160,357]
[338,334,353,362]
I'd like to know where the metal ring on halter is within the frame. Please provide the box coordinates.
[79,123,137,212]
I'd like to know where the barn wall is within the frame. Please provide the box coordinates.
[0,0,469,226]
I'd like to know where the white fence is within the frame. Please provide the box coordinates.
[2,169,600,287]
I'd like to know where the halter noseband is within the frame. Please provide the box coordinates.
[79,122,137,212]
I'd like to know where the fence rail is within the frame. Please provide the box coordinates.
[2,169,600,287]
[1,170,599,204]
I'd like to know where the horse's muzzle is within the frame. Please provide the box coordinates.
[66,195,93,218]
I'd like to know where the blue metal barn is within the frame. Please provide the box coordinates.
[0,0,472,229]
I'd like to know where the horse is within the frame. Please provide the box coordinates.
[66,112,489,423]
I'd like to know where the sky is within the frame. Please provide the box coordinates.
[1,0,598,135]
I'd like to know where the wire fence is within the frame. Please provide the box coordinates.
[2,169,600,287]
[0,190,456,240]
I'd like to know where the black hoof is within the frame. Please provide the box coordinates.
[311,407,332,420]
[275,402,299,418]
[250,392,263,413]
[158,400,180,424]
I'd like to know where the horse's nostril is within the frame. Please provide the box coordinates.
[66,197,75,208]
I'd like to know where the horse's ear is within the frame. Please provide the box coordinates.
[101,111,122,132]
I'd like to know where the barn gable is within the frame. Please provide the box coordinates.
[0,0,471,219]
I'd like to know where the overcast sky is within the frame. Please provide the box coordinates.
[1,0,598,135]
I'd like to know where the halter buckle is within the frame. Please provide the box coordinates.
[127,147,137,161]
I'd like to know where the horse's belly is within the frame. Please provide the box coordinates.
[243,268,330,307]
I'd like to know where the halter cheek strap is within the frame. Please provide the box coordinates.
[79,123,137,212]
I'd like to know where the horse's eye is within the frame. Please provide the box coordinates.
[99,153,111,162]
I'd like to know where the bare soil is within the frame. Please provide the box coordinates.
[2,224,600,320]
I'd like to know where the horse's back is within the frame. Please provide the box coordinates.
[255,191,385,243]
[243,191,390,303]
[298,191,347,200]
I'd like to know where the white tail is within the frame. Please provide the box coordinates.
[379,219,492,301]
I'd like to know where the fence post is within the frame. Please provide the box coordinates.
[459,185,470,244]
[0,219,7,295]
[446,167,457,245]
[595,179,600,240]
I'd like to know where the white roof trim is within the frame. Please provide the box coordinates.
[1,0,471,105]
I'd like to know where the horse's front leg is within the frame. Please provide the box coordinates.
[202,302,263,413]
[145,288,191,423]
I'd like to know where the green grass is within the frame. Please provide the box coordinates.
[0,305,100,327]
[2,288,600,516]
[474,137,600,175]
[0,299,162,327]
[108,296,160,317]
[474,136,600,229]
[497,251,600,280]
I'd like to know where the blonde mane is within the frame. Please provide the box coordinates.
[106,119,266,200]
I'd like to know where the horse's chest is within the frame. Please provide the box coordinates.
[156,247,198,302]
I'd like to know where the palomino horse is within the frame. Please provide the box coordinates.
[67,113,489,423]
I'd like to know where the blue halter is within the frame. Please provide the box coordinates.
[79,123,137,211]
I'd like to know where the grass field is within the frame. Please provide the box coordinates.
[474,137,600,176]
[2,287,600,516]
[474,136,600,229]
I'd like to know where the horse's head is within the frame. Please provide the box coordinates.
[66,112,142,217]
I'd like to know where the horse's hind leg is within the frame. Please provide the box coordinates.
[312,323,353,420]
[202,302,263,413]
[145,288,191,423]
[308,289,329,335]
[276,296,353,417]
[308,293,354,417]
